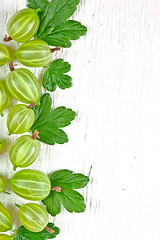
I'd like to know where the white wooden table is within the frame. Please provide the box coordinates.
[1,0,160,239]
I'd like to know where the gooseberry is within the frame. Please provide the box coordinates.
[16,203,49,232]
[0,235,13,240]
[0,140,6,151]
[0,177,10,195]
[7,104,35,134]
[9,130,41,170]
[8,169,51,201]
[14,40,52,67]
[5,66,41,105]
[0,44,11,66]
[0,80,9,116]
[0,202,12,232]
[6,8,40,43]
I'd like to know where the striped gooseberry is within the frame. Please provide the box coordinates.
[0,234,15,240]
[0,140,6,151]
[0,177,4,193]
[0,177,5,193]
[0,177,10,195]
[5,65,41,105]
[5,8,40,43]
[0,80,9,116]
[9,130,41,171]
[7,104,35,135]
[0,44,12,66]
[14,40,53,67]
[0,202,12,232]
[16,203,49,233]
[8,169,51,201]
[0,235,13,240]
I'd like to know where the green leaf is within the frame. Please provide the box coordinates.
[43,59,72,91]
[59,189,86,213]
[31,94,76,145]
[27,0,48,20]
[32,93,52,123]
[28,0,87,47]
[42,170,89,216]
[43,189,86,216]
[15,223,60,240]
[50,169,90,189]
[42,191,62,217]
[40,20,87,48]
[27,0,47,10]
[37,0,80,37]
[35,124,68,145]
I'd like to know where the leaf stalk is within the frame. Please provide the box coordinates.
[51,47,60,53]
[45,226,55,234]
[51,186,62,192]
[28,102,37,109]
[32,130,40,140]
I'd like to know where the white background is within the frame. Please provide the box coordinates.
[1,0,160,239]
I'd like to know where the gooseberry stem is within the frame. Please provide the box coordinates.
[45,226,55,234]
[4,35,12,42]
[35,8,41,13]
[9,61,15,71]
[28,102,37,109]
[15,204,21,208]
[13,165,17,171]
[32,130,40,140]
[0,111,4,117]
[51,46,61,53]
[3,191,10,195]
[10,235,16,240]
[51,186,62,192]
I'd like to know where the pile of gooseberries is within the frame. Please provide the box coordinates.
[0,7,63,239]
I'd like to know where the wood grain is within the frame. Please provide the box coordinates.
[1,0,160,239]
